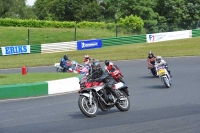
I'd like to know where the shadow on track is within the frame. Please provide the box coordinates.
[68,109,122,119]
[146,85,169,89]
[139,76,159,79]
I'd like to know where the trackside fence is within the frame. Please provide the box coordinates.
[0,29,199,56]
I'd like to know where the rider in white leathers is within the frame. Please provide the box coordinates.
[155,56,172,78]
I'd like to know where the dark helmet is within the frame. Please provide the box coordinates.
[105,60,109,66]
[64,55,68,60]
[91,60,102,78]
[92,60,101,70]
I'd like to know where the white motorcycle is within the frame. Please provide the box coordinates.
[54,60,80,73]
[156,64,172,88]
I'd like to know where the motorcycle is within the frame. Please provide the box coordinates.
[148,61,158,77]
[54,60,82,73]
[156,64,172,88]
[78,74,130,117]
[109,66,125,83]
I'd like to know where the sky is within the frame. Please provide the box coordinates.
[26,0,36,6]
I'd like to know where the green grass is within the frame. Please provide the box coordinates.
[0,26,130,46]
[0,37,199,69]
[0,73,79,85]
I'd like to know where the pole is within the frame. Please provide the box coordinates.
[74,27,76,41]
[116,25,118,37]
[28,29,30,45]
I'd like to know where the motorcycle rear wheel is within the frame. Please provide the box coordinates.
[78,96,98,117]
[116,91,130,111]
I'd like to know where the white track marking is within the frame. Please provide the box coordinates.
[0,90,78,103]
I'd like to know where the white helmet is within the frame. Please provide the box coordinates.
[85,55,89,59]
[156,56,162,63]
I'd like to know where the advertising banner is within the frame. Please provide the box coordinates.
[146,30,191,43]
[1,45,30,55]
[77,39,102,50]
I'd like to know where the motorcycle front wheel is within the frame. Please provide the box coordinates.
[78,95,98,117]
[163,77,170,88]
[116,90,130,111]
[119,77,125,83]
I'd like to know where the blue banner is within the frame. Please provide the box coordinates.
[1,45,30,56]
[77,39,102,50]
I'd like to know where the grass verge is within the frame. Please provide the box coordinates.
[0,26,129,46]
[0,37,200,69]
[0,73,79,85]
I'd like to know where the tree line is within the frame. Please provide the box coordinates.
[0,0,199,33]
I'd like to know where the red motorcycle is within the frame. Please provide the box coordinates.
[109,67,125,83]
[79,75,102,92]
[78,74,130,117]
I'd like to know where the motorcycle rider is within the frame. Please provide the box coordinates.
[89,61,122,103]
[147,51,156,73]
[84,55,94,66]
[104,60,120,74]
[155,56,172,78]
[60,55,71,72]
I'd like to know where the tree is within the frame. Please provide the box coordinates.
[100,0,158,33]
[155,0,200,31]
[34,0,103,21]
[117,14,144,34]
[0,0,37,19]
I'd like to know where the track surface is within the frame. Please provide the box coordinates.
[0,56,200,133]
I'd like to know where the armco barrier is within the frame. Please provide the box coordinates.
[102,34,146,47]
[30,44,41,53]
[192,29,200,37]
[0,82,48,99]
[41,41,77,53]
[0,47,2,56]
[0,77,80,100]
[47,77,80,94]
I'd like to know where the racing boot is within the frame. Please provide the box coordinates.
[107,86,122,103]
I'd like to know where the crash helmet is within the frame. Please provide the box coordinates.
[92,60,102,76]
[148,51,154,57]
[92,60,100,70]
[105,60,110,66]
[85,55,89,59]
[156,56,162,63]
[64,55,68,60]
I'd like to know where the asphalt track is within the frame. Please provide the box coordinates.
[0,56,200,133]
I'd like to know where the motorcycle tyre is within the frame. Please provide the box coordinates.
[78,95,98,117]
[116,91,130,112]
[163,77,170,88]
[119,77,125,83]
[151,68,157,77]
[56,68,60,73]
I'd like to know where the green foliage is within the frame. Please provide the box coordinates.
[77,21,106,28]
[0,18,118,29]
[117,15,144,33]
[0,0,199,34]
[0,0,37,19]
[0,18,76,28]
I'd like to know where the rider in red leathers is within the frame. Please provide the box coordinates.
[84,55,93,66]
[147,51,156,69]
[104,60,118,74]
